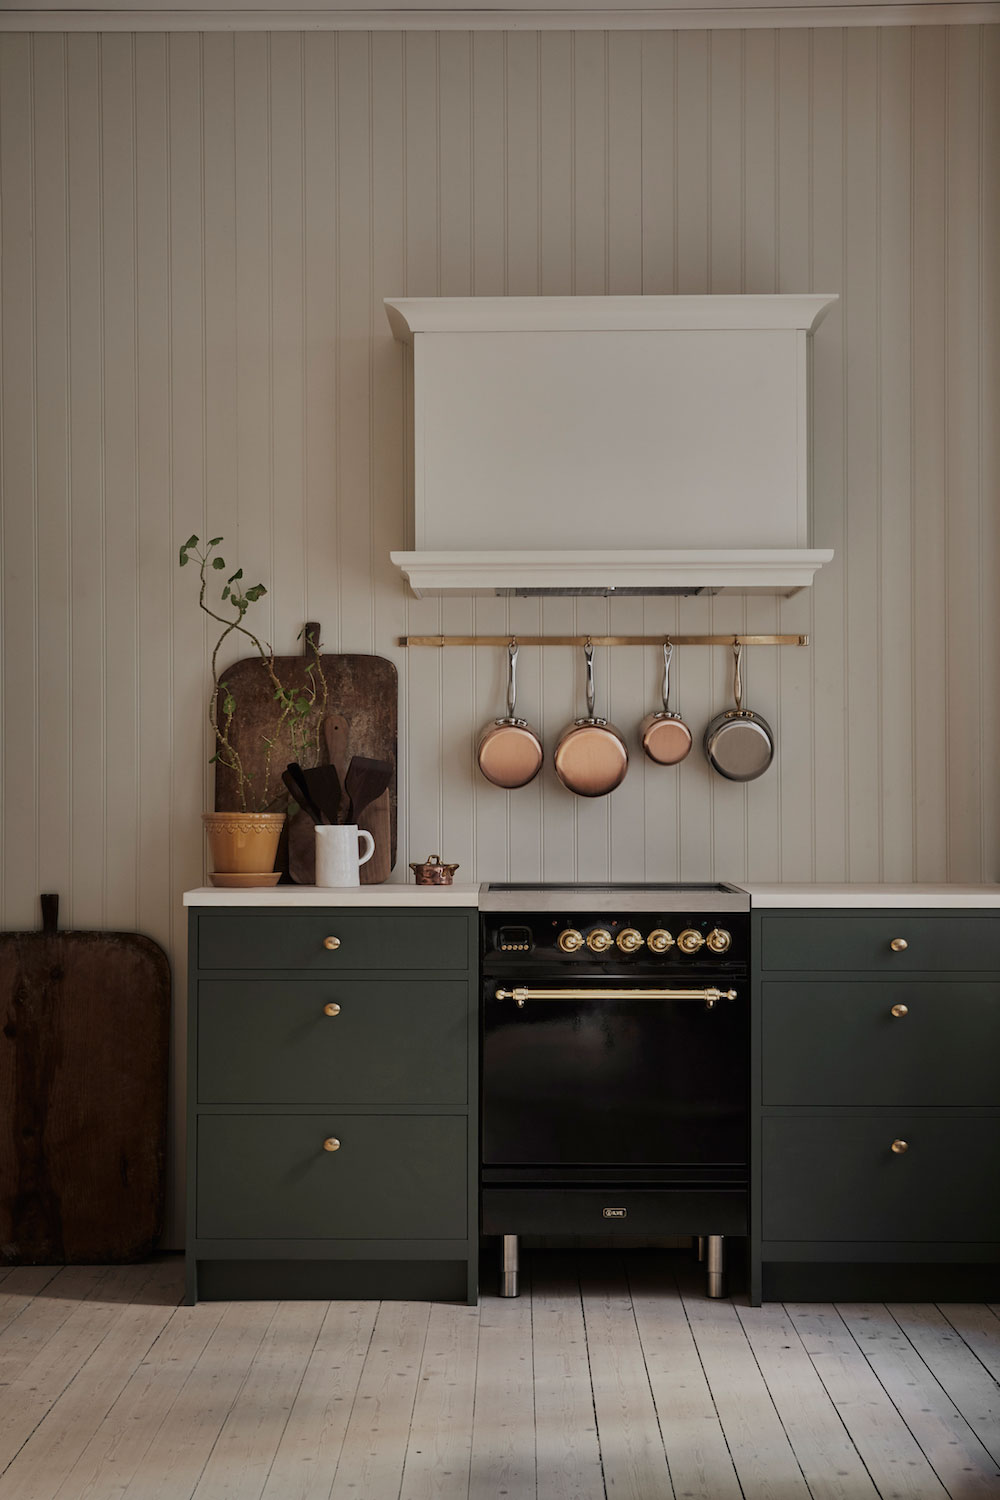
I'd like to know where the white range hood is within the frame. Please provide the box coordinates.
[386,294,837,598]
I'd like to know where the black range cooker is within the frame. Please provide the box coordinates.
[480,882,750,1298]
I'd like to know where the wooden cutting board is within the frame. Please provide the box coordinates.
[0,896,170,1264]
[213,628,397,882]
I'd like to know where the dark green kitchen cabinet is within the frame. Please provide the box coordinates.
[751,908,1000,1305]
[186,904,479,1305]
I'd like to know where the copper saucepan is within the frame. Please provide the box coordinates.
[477,642,544,789]
[704,642,775,781]
[640,641,693,766]
[554,643,629,798]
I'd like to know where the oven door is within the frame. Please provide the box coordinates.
[482,980,747,1170]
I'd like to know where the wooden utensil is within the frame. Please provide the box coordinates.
[297,764,345,825]
[345,756,393,824]
[0,895,170,1264]
[323,715,350,821]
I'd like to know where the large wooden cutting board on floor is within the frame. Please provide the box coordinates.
[214,633,397,883]
[0,896,171,1264]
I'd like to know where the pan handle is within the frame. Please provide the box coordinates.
[732,641,744,712]
[662,640,675,713]
[584,641,596,718]
[506,641,519,718]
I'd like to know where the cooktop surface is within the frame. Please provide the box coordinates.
[481,882,750,913]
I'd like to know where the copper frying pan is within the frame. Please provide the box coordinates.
[477,643,544,789]
[553,643,629,797]
[640,641,693,766]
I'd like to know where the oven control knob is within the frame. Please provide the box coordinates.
[616,927,644,953]
[586,928,614,953]
[647,929,674,954]
[706,927,732,954]
[557,928,584,953]
[677,928,705,954]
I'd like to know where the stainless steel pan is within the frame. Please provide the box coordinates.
[477,643,544,789]
[704,642,774,782]
[554,643,629,797]
[640,641,693,766]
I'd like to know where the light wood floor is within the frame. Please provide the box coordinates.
[1,1252,998,1500]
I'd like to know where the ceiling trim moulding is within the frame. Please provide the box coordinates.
[3,3,998,29]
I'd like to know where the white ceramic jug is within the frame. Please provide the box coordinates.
[314,825,375,887]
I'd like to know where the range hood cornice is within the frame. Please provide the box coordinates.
[386,294,838,599]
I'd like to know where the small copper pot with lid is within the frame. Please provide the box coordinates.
[477,642,544,790]
[553,642,629,798]
[409,854,460,885]
[640,641,693,766]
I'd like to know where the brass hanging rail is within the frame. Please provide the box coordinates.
[398,633,809,648]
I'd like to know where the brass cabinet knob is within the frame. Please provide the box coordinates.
[890,1138,909,1154]
[323,1002,341,1017]
[323,936,341,951]
[677,929,705,954]
[890,1003,908,1019]
[323,1137,341,1152]
[706,927,732,954]
[557,928,584,953]
[616,928,644,953]
[890,937,908,952]
[587,928,613,953]
[647,929,674,954]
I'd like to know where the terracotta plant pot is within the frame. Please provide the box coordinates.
[202,812,286,881]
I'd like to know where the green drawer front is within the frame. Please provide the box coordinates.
[762,1115,1000,1243]
[197,1114,468,1240]
[198,980,469,1105]
[761,913,1000,972]
[197,912,470,972]
[762,981,1000,1107]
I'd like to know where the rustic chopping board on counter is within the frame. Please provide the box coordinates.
[0,895,171,1264]
[214,628,397,883]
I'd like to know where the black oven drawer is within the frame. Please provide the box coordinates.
[482,1187,747,1236]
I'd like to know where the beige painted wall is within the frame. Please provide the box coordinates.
[1,25,998,1242]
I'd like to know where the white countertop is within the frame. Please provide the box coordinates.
[742,883,1000,908]
[183,883,482,907]
[184,881,1000,909]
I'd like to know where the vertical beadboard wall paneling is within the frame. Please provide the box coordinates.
[809,28,848,880]
[33,37,72,920]
[877,25,915,882]
[0,29,995,894]
[0,37,36,928]
[944,27,984,882]
[982,25,1000,880]
[911,27,949,879]
[134,34,172,944]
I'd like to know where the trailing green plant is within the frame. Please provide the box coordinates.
[179,535,328,812]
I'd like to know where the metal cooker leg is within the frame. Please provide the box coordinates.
[500,1234,520,1297]
[695,1235,707,1262]
[706,1235,725,1298]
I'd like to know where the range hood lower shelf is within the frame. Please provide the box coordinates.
[391,548,835,599]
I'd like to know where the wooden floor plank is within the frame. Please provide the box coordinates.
[0,1260,183,1500]
[468,1277,536,1500]
[940,1305,1000,1385]
[786,1304,949,1500]
[190,1300,329,1500]
[0,1267,113,1384]
[887,1303,1000,1468]
[627,1255,743,1500]
[580,1255,675,1500]
[530,1254,604,1500]
[328,1300,431,1500]
[50,1298,228,1500]
[0,1264,164,1478]
[734,1300,879,1500]
[837,1303,1000,1497]
[116,1299,279,1500]
[0,1266,63,1337]
[259,1300,379,1500]
[399,1302,481,1500]
[676,1268,810,1500]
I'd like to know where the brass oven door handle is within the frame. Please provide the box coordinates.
[495,986,738,1009]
